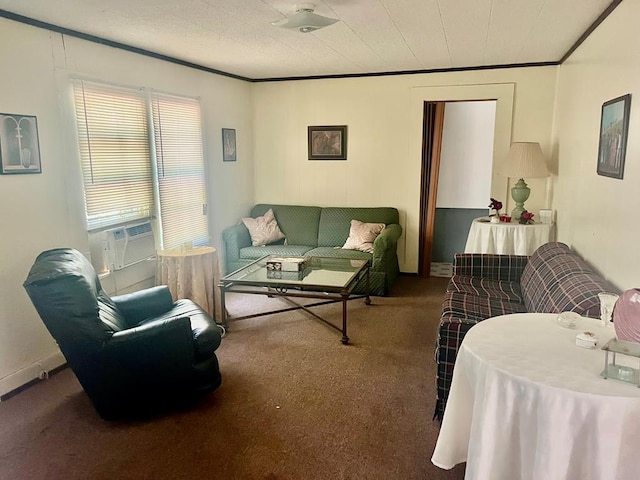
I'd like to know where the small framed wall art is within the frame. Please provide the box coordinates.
[597,94,631,179]
[0,113,42,174]
[222,128,237,162]
[308,125,347,160]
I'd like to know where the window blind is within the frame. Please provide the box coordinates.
[72,80,153,230]
[151,93,209,249]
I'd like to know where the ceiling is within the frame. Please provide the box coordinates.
[0,0,620,81]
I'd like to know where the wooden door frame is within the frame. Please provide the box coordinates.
[418,101,445,277]
[412,84,513,278]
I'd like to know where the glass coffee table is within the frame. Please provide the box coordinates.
[219,255,371,344]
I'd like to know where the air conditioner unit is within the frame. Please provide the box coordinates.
[103,221,155,271]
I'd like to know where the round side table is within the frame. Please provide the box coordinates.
[156,246,222,322]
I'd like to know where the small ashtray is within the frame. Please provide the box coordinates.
[557,311,580,329]
[576,331,598,349]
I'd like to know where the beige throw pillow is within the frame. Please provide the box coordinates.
[242,209,285,246]
[342,220,386,254]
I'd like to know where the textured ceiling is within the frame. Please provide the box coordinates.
[0,0,619,81]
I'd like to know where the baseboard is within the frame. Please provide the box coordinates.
[0,351,67,400]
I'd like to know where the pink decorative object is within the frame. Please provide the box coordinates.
[613,288,640,343]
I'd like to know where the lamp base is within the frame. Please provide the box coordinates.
[510,178,530,221]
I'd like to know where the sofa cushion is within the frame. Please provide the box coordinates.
[524,241,573,265]
[521,243,596,313]
[342,220,386,253]
[317,207,399,247]
[436,313,481,418]
[447,276,523,304]
[239,245,312,260]
[241,208,285,246]
[305,246,371,260]
[533,272,616,318]
[251,204,322,247]
[442,291,527,321]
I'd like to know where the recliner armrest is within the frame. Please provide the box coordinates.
[112,285,174,325]
[105,315,195,366]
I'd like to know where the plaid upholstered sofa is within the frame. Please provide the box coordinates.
[222,204,402,296]
[434,242,617,421]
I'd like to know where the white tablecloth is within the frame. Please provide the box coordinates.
[432,313,640,480]
[464,218,555,255]
[156,246,222,321]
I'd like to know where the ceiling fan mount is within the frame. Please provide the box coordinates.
[271,3,339,33]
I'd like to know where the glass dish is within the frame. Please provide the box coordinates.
[557,311,580,329]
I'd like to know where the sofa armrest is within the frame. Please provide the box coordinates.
[111,285,174,325]
[222,223,252,272]
[372,224,402,270]
[453,253,529,282]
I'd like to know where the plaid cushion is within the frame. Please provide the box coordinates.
[453,253,529,282]
[536,272,616,318]
[447,275,523,303]
[518,242,615,316]
[524,241,573,268]
[441,291,527,321]
[434,313,478,421]
[521,253,592,312]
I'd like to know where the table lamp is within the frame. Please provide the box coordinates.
[498,142,550,220]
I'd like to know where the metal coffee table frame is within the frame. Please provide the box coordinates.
[219,255,371,344]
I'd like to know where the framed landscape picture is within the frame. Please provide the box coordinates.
[308,125,347,160]
[597,94,631,179]
[222,128,237,162]
[0,113,42,174]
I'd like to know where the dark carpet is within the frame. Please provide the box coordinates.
[0,276,465,480]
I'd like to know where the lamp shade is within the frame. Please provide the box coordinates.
[498,142,550,179]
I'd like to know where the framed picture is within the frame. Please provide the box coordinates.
[222,128,236,162]
[308,125,347,160]
[597,94,631,179]
[0,113,41,174]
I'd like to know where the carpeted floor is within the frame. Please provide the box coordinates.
[0,276,465,480]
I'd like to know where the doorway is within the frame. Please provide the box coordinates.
[418,100,497,277]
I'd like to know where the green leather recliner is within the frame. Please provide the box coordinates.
[23,248,222,420]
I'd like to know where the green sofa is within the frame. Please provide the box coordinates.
[222,204,402,296]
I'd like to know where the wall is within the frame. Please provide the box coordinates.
[253,68,557,272]
[433,208,487,263]
[437,101,496,209]
[554,0,640,290]
[0,19,254,396]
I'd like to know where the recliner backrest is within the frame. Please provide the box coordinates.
[23,248,128,357]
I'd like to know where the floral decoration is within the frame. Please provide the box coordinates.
[488,198,503,217]
[519,211,535,225]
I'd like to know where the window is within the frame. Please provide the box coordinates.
[152,93,208,248]
[72,80,208,249]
